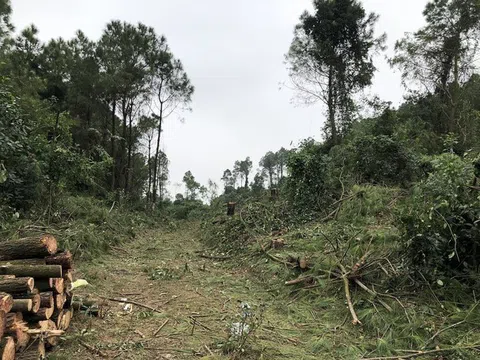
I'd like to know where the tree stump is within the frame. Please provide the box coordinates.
[227,202,236,216]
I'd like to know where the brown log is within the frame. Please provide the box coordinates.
[227,202,236,216]
[55,293,66,310]
[0,311,4,340]
[24,306,53,322]
[5,313,21,328]
[0,337,15,360]
[52,279,64,294]
[11,299,32,313]
[45,251,73,270]
[5,320,29,351]
[0,259,45,267]
[39,293,54,309]
[60,309,72,330]
[12,292,40,313]
[0,235,57,260]
[0,265,62,279]
[33,279,53,292]
[16,338,45,360]
[0,277,34,293]
[0,293,13,313]
[51,310,64,329]
[37,320,59,348]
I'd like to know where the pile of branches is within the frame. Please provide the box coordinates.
[0,235,75,360]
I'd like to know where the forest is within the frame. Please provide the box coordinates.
[1,0,480,359]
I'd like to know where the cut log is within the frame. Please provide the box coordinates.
[39,293,54,309]
[37,320,59,348]
[5,320,29,351]
[11,299,32,312]
[24,306,54,322]
[34,279,53,292]
[0,337,15,360]
[45,251,73,270]
[0,293,13,313]
[13,292,40,313]
[60,309,72,330]
[52,279,64,294]
[0,277,34,293]
[0,265,62,279]
[0,235,57,260]
[5,313,22,328]
[51,310,64,329]
[16,338,45,360]
[0,311,4,340]
[55,293,66,310]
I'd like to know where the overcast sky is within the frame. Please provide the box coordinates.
[12,0,428,197]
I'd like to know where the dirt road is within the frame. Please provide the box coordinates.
[49,223,319,360]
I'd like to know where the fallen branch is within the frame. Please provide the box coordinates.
[100,296,162,314]
[198,254,233,261]
[339,264,361,325]
[153,319,170,337]
[79,340,108,358]
[285,276,314,286]
[361,344,480,359]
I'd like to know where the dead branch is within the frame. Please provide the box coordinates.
[153,319,170,337]
[100,296,162,314]
[285,276,314,286]
[79,340,108,358]
[339,264,361,325]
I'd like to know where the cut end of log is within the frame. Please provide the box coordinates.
[0,337,15,360]
[0,292,13,313]
[41,235,58,255]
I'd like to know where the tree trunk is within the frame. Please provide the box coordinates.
[152,101,164,205]
[0,310,4,340]
[111,99,117,191]
[39,292,54,309]
[0,278,34,293]
[24,306,54,322]
[0,337,15,360]
[449,53,459,134]
[11,299,33,312]
[0,235,57,260]
[244,173,249,188]
[0,265,62,278]
[125,102,134,195]
[328,66,338,145]
[147,138,152,204]
[13,292,41,313]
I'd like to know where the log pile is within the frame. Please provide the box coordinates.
[0,235,75,359]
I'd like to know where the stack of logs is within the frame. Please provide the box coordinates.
[0,235,74,360]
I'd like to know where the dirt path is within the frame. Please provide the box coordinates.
[50,223,320,360]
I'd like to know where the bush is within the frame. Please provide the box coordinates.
[397,153,480,278]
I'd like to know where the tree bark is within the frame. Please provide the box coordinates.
[39,292,54,309]
[11,299,33,313]
[152,101,164,205]
[46,251,73,270]
[327,66,338,145]
[0,337,15,360]
[0,235,57,260]
[110,99,117,191]
[13,291,41,314]
[24,306,54,322]
[147,137,152,204]
[0,292,13,313]
[125,101,134,195]
[0,278,34,293]
[34,279,54,292]
[0,265,62,278]
[0,310,4,340]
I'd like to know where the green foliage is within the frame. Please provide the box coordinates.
[398,153,480,276]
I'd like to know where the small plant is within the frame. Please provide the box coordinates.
[221,301,265,357]
[146,267,182,281]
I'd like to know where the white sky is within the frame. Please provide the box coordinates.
[12,0,428,196]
